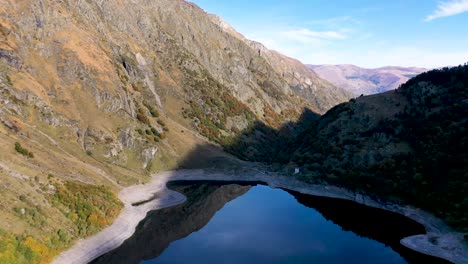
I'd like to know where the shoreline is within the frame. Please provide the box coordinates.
[52,168,467,264]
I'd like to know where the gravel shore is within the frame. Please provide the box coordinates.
[53,168,467,264]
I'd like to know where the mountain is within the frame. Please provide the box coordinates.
[0,0,350,262]
[308,64,428,95]
[290,65,467,231]
[208,15,351,112]
[222,65,467,232]
[1,0,464,262]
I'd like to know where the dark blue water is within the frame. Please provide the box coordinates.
[144,185,404,264]
[93,182,449,264]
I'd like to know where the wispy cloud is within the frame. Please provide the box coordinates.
[425,0,468,21]
[306,16,361,28]
[279,29,347,44]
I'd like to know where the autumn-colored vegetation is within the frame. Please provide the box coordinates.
[1,177,123,264]
[0,228,64,264]
[49,181,123,237]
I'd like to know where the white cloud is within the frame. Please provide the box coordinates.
[425,0,468,21]
[279,29,347,44]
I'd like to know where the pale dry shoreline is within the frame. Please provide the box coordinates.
[53,168,468,264]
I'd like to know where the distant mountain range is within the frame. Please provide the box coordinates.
[308,64,428,95]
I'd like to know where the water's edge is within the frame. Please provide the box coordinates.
[52,168,467,264]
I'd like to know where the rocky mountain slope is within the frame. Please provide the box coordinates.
[0,0,350,262]
[308,64,427,95]
[208,15,351,112]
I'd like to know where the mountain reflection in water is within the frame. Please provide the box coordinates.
[92,181,450,264]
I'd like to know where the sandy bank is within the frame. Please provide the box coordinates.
[53,168,467,264]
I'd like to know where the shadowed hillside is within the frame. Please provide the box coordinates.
[179,65,468,232]
[290,65,468,231]
[223,108,320,163]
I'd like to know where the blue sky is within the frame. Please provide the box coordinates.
[190,0,468,68]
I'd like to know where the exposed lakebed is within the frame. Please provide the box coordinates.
[92,181,450,264]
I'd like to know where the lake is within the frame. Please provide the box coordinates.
[92,181,450,264]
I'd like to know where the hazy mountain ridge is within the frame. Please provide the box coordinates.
[308,64,427,95]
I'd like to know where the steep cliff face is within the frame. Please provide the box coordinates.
[0,0,351,262]
[249,44,352,113]
[208,15,352,113]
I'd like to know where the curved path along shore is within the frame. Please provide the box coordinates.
[53,169,467,264]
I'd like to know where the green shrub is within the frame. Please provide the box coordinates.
[136,108,150,125]
[144,102,159,117]
[14,142,33,158]
[6,75,12,86]
[57,229,68,243]
[150,127,159,136]
[157,119,166,127]
[149,109,159,118]
[19,195,27,202]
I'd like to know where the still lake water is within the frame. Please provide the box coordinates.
[93,182,450,264]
